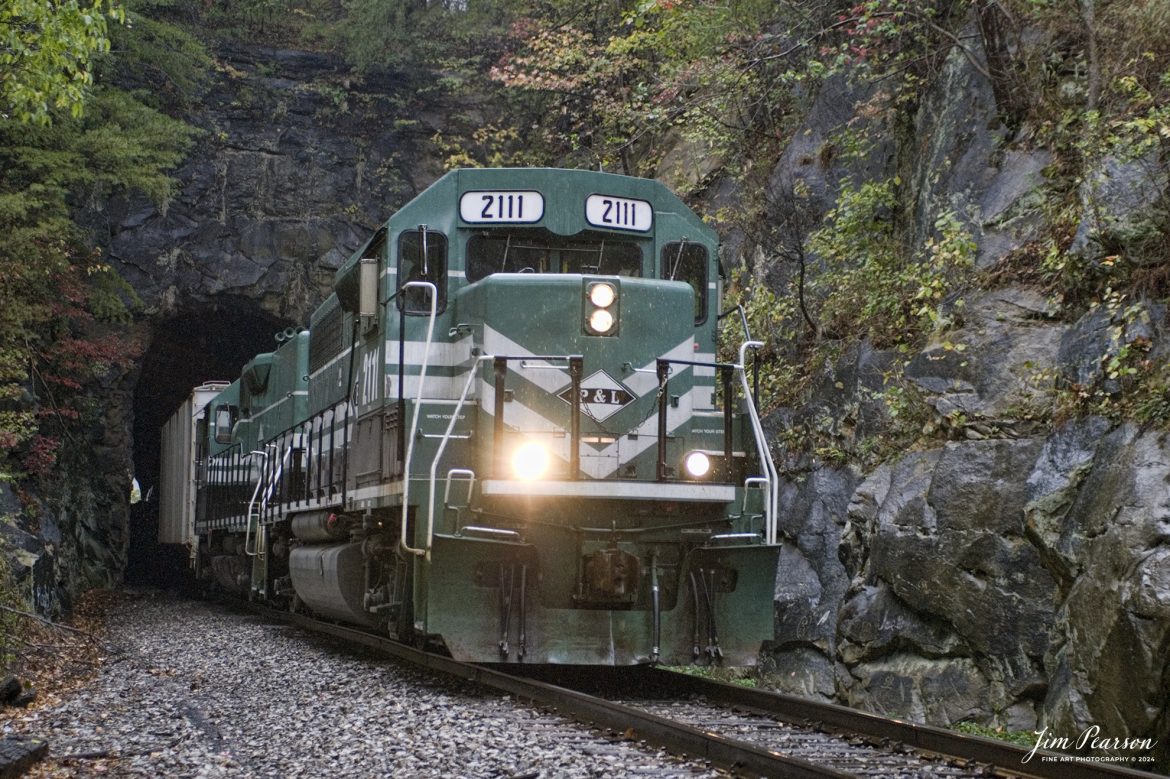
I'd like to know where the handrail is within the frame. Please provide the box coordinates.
[271,399,348,507]
[489,354,582,479]
[737,340,777,544]
[203,442,245,529]
[201,400,350,532]
[244,449,268,557]
[443,469,476,509]
[399,281,439,557]
[262,441,297,512]
[742,476,769,519]
[653,356,737,483]
[414,354,493,559]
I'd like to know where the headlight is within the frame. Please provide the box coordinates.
[588,308,615,334]
[589,282,616,308]
[512,441,551,481]
[683,451,711,478]
[584,280,619,336]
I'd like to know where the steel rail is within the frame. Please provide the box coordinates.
[240,604,1162,779]
[244,605,852,778]
[650,669,1163,779]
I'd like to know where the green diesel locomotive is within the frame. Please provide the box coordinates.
[162,168,780,666]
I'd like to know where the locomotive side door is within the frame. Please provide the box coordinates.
[347,231,396,492]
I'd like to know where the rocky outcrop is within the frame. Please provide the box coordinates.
[905,285,1061,429]
[760,13,1169,770]
[1030,423,1170,764]
[773,419,1170,750]
[838,440,1057,730]
[2,341,142,618]
[1070,150,1170,265]
[770,465,860,700]
[105,45,432,323]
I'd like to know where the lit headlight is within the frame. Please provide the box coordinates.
[584,280,619,336]
[589,282,616,308]
[512,441,551,481]
[588,308,615,334]
[683,451,711,479]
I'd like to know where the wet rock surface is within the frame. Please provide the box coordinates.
[772,422,1170,765]
[3,591,724,778]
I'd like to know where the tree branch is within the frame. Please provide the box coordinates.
[0,603,92,636]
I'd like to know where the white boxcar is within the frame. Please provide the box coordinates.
[159,382,229,553]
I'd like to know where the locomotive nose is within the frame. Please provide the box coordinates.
[467,273,694,358]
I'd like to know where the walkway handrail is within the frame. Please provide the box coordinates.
[244,449,268,557]
[418,354,495,559]
[262,441,297,510]
[736,340,777,544]
[399,281,438,557]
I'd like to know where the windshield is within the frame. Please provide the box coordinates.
[466,233,642,282]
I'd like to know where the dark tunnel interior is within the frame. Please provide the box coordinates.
[128,303,293,586]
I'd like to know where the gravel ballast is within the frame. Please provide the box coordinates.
[3,591,724,777]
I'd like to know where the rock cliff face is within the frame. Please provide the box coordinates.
[758,35,1169,766]
[8,44,437,617]
[107,44,431,321]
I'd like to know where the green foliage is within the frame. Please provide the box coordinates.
[197,0,304,44]
[1008,89,1170,433]
[334,0,462,72]
[487,0,803,175]
[192,1,824,176]
[106,0,214,108]
[703,1,1170,458]
[809,181,975,348]
[0,3,197,478]
[664,663,760,688]
[718,268,801,405]
[1045,287,1170,427]
[1015,3,1170,316]
[0,107,185,465]
[718,173,975,464]
[954,721,1037,748]
[0,0,125,125]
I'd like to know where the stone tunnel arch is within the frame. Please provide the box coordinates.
[128,300,294,586]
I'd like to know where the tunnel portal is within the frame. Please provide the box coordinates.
[129,302,293,586]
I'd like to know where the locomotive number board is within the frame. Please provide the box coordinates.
[459,191,544,224]
[458,190,654,232]
[585,194,653,232]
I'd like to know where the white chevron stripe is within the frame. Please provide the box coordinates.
[623,337,698,396]
[481,326,572,393]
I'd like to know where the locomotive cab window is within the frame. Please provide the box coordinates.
[398,229,448,314]
[466,232,641,283]
[662,242,708,324]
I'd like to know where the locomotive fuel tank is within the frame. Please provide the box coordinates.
[288,543,375,627]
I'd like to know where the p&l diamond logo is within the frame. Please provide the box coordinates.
[557,370,634,421]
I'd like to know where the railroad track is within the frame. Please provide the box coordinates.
[244,603,1162,779]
